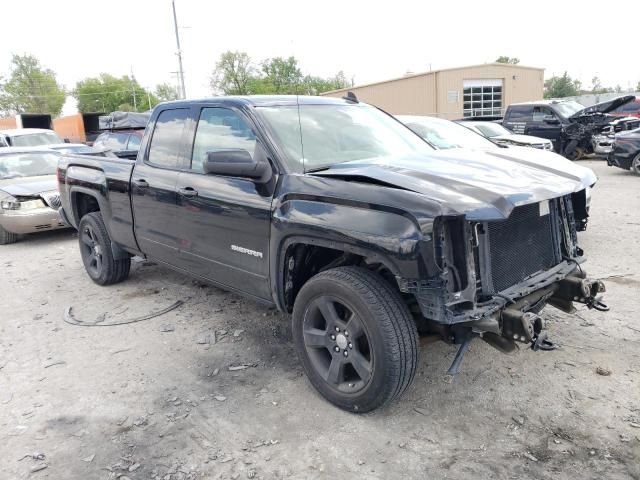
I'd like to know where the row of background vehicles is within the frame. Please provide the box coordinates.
[0,112,147,243]
[400,95,640,175]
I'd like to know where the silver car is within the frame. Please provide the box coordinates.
[458,120,553,150]
[0,148,67,244]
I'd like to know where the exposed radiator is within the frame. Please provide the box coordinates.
[480,201,562,293]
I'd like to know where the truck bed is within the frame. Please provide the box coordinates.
[57,153,139,254]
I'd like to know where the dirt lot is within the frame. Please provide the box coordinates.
[1,159,639,480]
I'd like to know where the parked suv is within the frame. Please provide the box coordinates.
[503,96,635,160]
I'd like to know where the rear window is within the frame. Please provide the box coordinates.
[11,131,62,147]
[505,105,532,122]
[0,152,60,179]
[103,133,128,150]
[127,134,141,150]
[147,109,189,168]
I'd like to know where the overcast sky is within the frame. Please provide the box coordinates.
[1,0,639,114]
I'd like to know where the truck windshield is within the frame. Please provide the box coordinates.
[0,152,60,179]
[12,131,63,147]
[398,116,496,150]
[554,101,584,118]
[257,104,434,171]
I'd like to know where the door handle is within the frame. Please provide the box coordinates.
[178,187,198,197]
[133,178,149,188]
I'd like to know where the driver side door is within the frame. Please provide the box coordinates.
[174,106,274,300]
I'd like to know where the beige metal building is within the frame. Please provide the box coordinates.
[321,63,544,120]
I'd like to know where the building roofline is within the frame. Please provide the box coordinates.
[321,62,545,95]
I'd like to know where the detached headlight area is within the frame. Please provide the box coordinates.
[0,196,46,212]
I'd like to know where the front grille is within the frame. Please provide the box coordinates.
[40,191,61,209]
[481,201,561,293]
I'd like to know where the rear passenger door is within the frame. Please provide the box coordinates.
[174,105,273,300]
[503,105,532,135]
[131,108,190,264]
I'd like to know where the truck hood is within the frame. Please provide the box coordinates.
[570,95,636,119]
[0,175,57,197]
[313,148,595,220]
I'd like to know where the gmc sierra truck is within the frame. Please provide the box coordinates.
[57,95,607,412]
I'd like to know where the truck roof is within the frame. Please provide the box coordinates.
[508,99,573,107]
[159,95,357,108]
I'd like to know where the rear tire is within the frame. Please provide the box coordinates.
[78,212,130,285]
[292,266,419,412]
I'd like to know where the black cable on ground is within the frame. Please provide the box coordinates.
[63,300,184,327]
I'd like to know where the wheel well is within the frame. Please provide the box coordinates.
[282,243,398,312]
[73,192,100,222]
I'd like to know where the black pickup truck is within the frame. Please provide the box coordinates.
[58,95,607,412]
[503,95,636,160]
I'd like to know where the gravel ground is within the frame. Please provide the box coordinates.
[1,159,639,480]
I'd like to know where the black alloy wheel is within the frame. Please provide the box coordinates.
[292,266,419,412]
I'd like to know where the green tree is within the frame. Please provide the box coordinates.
[302,71,352,95]
[495,56,520,65]
[259,56,303,94]
[636,81,640,92]
[0,54,66,116]
[544,72,582,99]
[74,74,156,113]
[210,51,255,95]
[590,76,606,94]
[155,83,179,102]
[210,50,353,96]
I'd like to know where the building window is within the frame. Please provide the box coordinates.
[463,79,503,117]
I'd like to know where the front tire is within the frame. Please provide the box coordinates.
[78,212,130,285]
[292,266,419,412]
[631,153,640,176]
[0,224,19,245]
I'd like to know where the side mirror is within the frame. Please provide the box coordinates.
[204,148,272,183]
[114,150,138,160]
[543,116,560,125]
[64,138,71,143]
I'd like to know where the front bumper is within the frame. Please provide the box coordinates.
[593,135,613,154]
[409,265,606,352]
[607,152,634,170]
[0,207,68,234]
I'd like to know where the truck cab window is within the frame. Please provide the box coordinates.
[147,108,189,168]
[191,108,256,173]
[532,106,555,122]
[506,105,532,122]
[127,134,141,150]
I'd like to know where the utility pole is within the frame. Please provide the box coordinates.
[130,67,138,110]
[172,0,186,99]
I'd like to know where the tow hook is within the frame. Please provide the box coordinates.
[550,276,609,313]
[501,309,543,344]
[531,332,556,351]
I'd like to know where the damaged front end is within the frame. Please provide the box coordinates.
[562,95,636,160]
[397,190,607,373]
